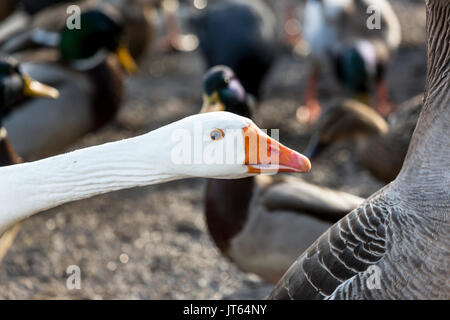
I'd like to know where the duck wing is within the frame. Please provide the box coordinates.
[261,176,364,223]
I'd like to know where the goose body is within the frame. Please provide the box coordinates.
[190,0,278,98]
[269,0,450,299]
[3,6,137,160]
[305,95,422,183]
[202,66,363,283]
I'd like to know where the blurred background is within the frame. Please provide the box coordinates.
[0,0,426,299]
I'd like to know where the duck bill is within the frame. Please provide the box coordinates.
[243,124,311,174]
[117,45,138,74]
[200,94,226,113]
[22,75,59,99]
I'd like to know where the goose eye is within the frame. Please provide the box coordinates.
[210,129,225,141]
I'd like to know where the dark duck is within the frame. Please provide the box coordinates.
[190,0,279,100]
[201,65,364,283]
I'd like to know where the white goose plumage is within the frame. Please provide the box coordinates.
[0,111,311,236]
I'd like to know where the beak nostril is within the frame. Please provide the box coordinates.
[243,124,311,173]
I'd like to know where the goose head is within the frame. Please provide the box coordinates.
[59,5,137,73]
[304,98,388,158]
[0,57,59,121]
[167,112,311,178]
[201,65,254,118]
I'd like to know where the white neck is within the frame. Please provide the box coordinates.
[0,127,178,234]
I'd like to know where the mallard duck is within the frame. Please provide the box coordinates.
[0,0,154,62]
[189,0,278,99]
[0,111,311,237]
[269,0,449,299]
[0,56,59,262]
[297,0,401,123]
[201,66,364,283]
[304,95,422,183]
[3,5,138,161]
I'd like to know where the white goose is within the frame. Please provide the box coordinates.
[0,111,311,235]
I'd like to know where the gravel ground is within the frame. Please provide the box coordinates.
[0,0,427,299]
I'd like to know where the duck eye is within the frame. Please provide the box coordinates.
[210,129,225,141]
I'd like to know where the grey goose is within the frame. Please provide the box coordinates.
[268,0,450,299]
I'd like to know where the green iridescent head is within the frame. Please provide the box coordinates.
[336,47,370,94]
[59,6,137,73]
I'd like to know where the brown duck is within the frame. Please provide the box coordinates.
[304,95,422,183]
[269,0,450,299]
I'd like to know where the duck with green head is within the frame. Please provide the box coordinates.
[3,4,138,161]
[0,56,59,262]
[0,0,153,63]
[297,0,401,124]
[202,65,364,284]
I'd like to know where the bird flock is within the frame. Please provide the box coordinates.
[0,0,448,300]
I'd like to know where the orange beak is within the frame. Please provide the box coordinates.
[243,124,311,174]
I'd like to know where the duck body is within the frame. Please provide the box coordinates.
[2,6,136,160]
[304,0,401,66]
[4,54,123,160]
[299,0,401,121]
[205,175,364,283]
[359,95,422,182]
[0,0,154,62]
[269,0,450,299]
[306,96,422,183]
[202,66,364,283]
[191,0,278,98]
